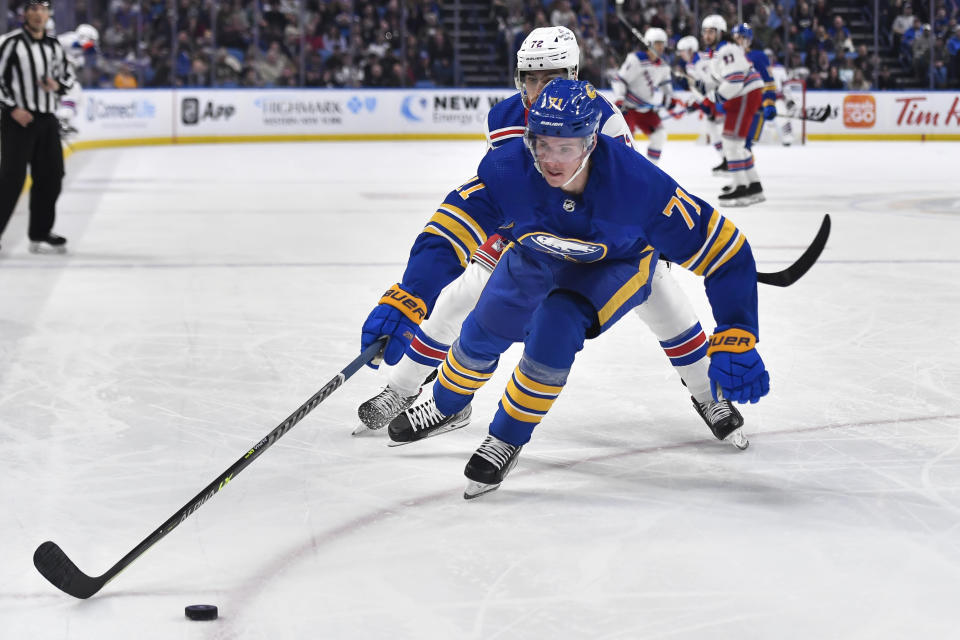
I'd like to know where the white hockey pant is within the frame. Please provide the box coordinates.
[387,261,491,396]
[633,261,713,403]
[647,127,666,164]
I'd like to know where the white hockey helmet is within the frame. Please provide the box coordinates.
[702,14,727,34]
[643,28,668,46]
[676,35,700,53]
[76,23,100,48]
[514,26,580,102]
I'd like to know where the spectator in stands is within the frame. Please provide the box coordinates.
[911,23,932,78]
[949,25,960,84]
[892,3,915,53]
[839,57,855,87]
[823,65,844,89]
[829,15,853,54]
[550,1,577,31]
[850,67,872,90]
[113,61,138,89]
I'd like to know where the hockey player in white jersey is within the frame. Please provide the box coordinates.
[675,35,726,171]
[610,27,676,164]
[356,26,749,451]
[55,23,98,138]
[699,15,765,206]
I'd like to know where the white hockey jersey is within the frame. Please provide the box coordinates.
[703,41,762,101]
[611,51,671,112]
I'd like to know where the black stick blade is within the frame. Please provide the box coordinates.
[757,214,831,287]
[34,541,105,599]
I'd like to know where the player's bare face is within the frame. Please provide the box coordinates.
[702,28,718,47]
[531,135,590,188]
[24,5,50,36]
[652,42,666,57]
[678,50,694,63]
[523,70,567,105]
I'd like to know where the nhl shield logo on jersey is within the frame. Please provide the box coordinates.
[562,199,575,212]
[519,232,607,262]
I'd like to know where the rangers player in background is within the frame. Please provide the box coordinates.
[54,22,98,138]
[675,35,726,173]
[610,27,679,164]
[700,15,766,206]
[357,27,750,453]
[366,80,769,498]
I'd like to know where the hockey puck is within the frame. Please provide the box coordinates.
[185,604,218,621]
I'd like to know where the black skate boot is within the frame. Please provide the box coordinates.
[463,434,523,499]
[711,158,728,176]
[741,181,766,205]
[387,397,472,446]
[29,233,67,254]
[353,370,438,436]
[717,184,749,206]
[692,395,748,449]
[355,386,421,434]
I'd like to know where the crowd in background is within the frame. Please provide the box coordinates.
[5,0,960,90]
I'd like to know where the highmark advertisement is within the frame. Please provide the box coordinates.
[69,88,960,146]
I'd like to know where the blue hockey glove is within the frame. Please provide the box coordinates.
[763,104,777,121]
[707,326,770,404]
[360,283,428,369]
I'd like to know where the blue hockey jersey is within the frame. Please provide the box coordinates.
[403,135,759,335]
[745,49,777,108]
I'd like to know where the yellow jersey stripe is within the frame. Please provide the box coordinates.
[423,227,468,268]
[501,396,544,423]
[427,211,481,256]
[437,203,487,244]
[681,209,721,270]
[513,369,563,396]
[506,379,557,413]
[693,218,738,276]
[705,232,746,277]
[598,250,655,326]
[458,182,486,199]
[438,369,476,395]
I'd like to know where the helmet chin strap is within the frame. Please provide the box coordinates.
[560,134,596,189]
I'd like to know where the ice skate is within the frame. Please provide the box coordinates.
[692,395,748,450]
[28,234,67,254]
[463,434,523,499]
[353,386,421,435]
[711,158,728,176]
[740,181,765,205]
[353,370,438,436]
[387,397,472,446]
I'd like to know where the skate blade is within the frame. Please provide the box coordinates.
[728,428,749,450]
[386,417,471,447]
[29,244,67,255]
[351,423,382,436]
[464,480,501,500]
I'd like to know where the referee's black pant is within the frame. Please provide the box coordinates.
[0,110,64,242]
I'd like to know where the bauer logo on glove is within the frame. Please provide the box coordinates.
[380,284,428,323]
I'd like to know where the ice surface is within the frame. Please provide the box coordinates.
[1,140,959,639]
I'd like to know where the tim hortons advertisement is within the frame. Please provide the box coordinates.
[803,91,960,138]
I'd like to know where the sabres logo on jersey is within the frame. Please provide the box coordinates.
[585,83,597,99]
[518,232,607,263]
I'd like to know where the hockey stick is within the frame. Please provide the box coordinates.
[776,108,830,123]
[614,0,656,58]
[756,214,831,287]
[33,336,388,599]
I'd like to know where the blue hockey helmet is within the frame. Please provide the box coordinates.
[525,79,601,139]
[732,23,753,40]
[524,79,601,187]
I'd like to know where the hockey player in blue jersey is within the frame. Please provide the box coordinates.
[357,27,749,453]
[732,24,777,152]
[365,80,770,499]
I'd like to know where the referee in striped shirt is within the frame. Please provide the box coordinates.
[0,0,74,254]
